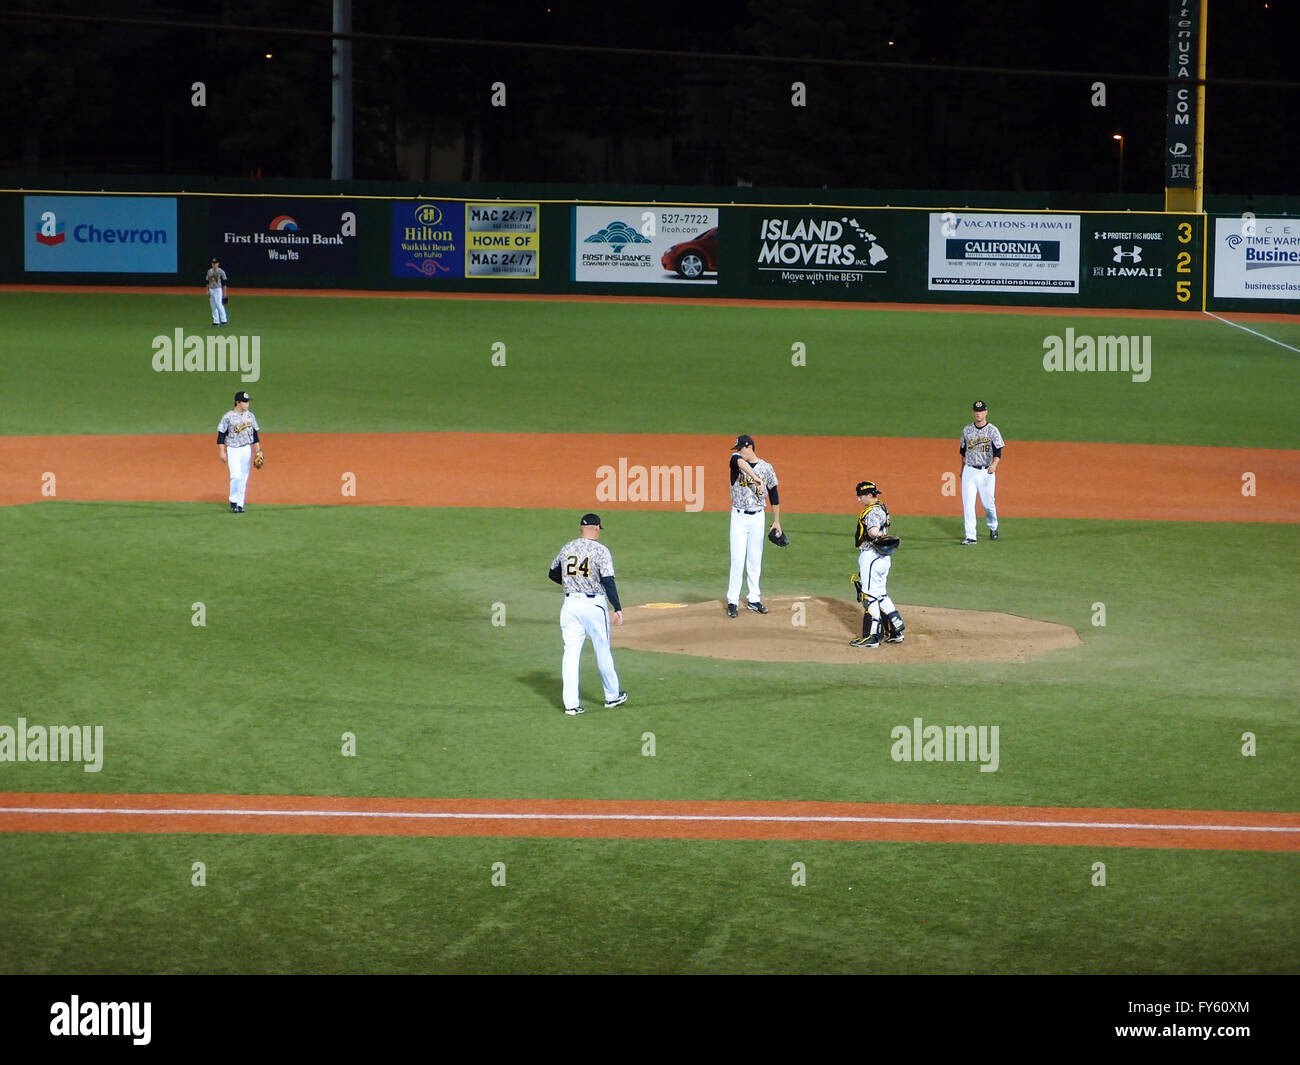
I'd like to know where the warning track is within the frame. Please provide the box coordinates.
[1,793,1295,851]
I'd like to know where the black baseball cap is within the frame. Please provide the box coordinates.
[732,434,755,450]
[972,400,988,411]
[580,513,602,527]
[211,257,219,263]
[856,480,879,496]
[235,391,250,403]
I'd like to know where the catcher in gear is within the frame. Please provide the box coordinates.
[850,480,905,648]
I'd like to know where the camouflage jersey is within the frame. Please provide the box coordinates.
[855,501,891,550]
[551,538,615,596]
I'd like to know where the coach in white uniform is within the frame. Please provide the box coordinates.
[216,391,262,513]
[548,513,628,716]
[726,434,782,617]
[960,400,1003,544]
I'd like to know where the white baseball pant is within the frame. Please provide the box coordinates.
[560,593,621,711]
[727,507,765,605]
[209,287,227,325]
[226,444,251,506]
[962,465,997,541]
[858,547,899,635]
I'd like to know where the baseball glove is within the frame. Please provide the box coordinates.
[871,535,900,556]
[253,451,265,469]
[768,527,790,547]
[851,573,864,602]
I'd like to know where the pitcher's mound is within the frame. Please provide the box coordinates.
[617,596,1081,664]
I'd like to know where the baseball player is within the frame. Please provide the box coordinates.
[216,390,263,513]
[548,513,628,716]
[850,480,904,648]
[960,400,1004,544]
[206,257,228,326]
[726,434,782,617]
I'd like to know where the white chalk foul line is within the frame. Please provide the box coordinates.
[1205,311,1300,354]
[0,807,1295,834]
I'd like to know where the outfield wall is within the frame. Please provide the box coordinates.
[4,185,1297,313]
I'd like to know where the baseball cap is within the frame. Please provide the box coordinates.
[972,400,988,411]
[235,391,251,403]
[856,480,879,495]
[211,257,219,263]
[580,513,602,527]
[732,434,755,450]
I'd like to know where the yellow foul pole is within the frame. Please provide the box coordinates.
[1166,0,1208,213]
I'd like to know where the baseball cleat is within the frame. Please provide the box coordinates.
[989,529,999,540]
[604,692,628,708]
[564,706,585,716]
[850,635,881,648]
[230,503,239,513]
[961,538,977,545]
[746,601,769,614]
[886,632,905,643]
[727,603,739,618]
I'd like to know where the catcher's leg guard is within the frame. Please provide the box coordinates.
[884,609,905,641]
[864,597,883,638]
[851,572,864,602]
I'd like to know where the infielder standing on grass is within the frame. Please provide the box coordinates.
[206,257,228,326]
[217,391,263,513]
[851,481,904,648]
[549,513,628,716]
[960,400,1003,544]
[726,434,782,617]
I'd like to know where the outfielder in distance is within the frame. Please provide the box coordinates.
[548,513,628,717]
[205,257,228,326]
[960,400,1003,544]
[850,480,904,649]
[726,434,782,618]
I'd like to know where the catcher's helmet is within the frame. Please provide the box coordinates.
[855,480,879,496]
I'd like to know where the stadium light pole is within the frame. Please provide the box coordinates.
[1112,133,1124,193]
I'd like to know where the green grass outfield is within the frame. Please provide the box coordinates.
[2,291,1298,445]
[1,291,1296,974]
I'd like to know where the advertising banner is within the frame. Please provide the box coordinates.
[24,195,178,273]
[392,201,466,279]
[466,202,540,278]
[928,212,1081,292]
[1165,0,1201,188]
[745,209,894,295]
[1084,215,1200,309]
[1212,217,1300,300]
[573,207,718,283]
[210,199,359,274]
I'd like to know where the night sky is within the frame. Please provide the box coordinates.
[0,0,1295,195]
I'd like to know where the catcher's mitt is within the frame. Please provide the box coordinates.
[253,451,265,469]
[871,535,900,556]
[767,527,790,547]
